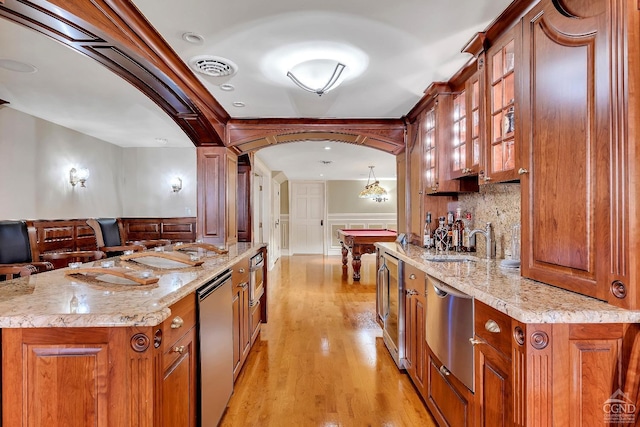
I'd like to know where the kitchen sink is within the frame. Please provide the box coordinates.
[424,256,476,263]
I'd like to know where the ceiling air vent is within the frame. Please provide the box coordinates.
[188,55,237,77]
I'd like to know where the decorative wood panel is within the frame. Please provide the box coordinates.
[520,0,611,302]
[225,119,406,155]
[121,217,196,243]
[237,164,251,242]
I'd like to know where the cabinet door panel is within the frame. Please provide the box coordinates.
[520,1,610,301]
[26,344,108,426]
[162,328,197,427]
[475,344,511,427]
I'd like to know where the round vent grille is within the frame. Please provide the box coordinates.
[188,55,237,77]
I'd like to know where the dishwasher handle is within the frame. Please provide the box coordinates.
[430,278,472,299]
[198,269,232,300]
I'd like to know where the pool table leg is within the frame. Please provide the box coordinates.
[341,243,349,278]
[351,251,362,281]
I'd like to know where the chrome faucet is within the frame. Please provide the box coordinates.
[469,222,496,259]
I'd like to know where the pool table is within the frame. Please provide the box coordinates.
[337,228,397,281]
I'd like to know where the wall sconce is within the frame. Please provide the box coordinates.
[69,167,90,187]
[170,177,183,193]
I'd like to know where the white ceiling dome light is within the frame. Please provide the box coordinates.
[262,41,368,93]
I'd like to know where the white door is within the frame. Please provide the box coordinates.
[290,181,325,254]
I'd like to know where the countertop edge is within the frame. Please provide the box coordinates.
[376,242,640,324]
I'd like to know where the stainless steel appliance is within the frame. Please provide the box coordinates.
[249,251,264,306]
[377,251,405,368]
[197,269,233,426]
[426,274,475,391]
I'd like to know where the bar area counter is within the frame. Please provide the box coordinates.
[0,242,265,427]
[0,242,262,328]
[377,242,640,425]
[377,241,640,324]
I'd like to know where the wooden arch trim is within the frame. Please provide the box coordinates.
[0,0,228,146]
[225,118,406,155]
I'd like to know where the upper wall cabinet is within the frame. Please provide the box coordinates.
[520,0,640,309]
[481,23,521,185]
[449,64,483,180]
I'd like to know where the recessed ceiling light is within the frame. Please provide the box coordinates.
[324,146,331,150]
[232,101,245,108]
[219,84,235,91]
[0,59,37,73]
[154,137,168,145]
[182,32,205,45]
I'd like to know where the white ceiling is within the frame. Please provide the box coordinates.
[0,0,514,179]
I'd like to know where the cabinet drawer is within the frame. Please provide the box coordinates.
[474,300,511,358]
[404,263,426,292]
[232,256,250,287]
[163,326,195,371]
[427,350,472,427]
[162,294,196,352]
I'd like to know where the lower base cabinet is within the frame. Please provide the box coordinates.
[400,290,633,427]
[426,348,474,427]
[161,327,197,427]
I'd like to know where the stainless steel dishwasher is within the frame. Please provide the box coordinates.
[426,274,475,392]
[197,269,233,427]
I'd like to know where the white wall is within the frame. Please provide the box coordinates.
[121,147,196,217]
[0,107,196,220]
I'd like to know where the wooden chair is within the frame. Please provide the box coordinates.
[0,220,54,280]
[87,218,170,256]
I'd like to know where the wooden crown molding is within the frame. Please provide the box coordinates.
[0,0,227,146]
[226,118,406,156]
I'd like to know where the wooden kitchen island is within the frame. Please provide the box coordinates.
[0,242,266,427]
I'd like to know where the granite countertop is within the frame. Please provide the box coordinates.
[376,242,640,324]
[0,242,264,328]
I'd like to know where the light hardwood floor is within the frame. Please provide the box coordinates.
[220,254,436,427]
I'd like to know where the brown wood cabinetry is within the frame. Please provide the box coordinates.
[472,301,627,426]
[449,64,483,180]
[473,301,512,426]
[197,147,238,246]
[519,0,640,309]
[404,263,427,396]
[232,256,251,380]
[481,22,520,184]
[237,160,251,242]
[426,347,474,427]
[2,326,158,426]
[159,295,197,427]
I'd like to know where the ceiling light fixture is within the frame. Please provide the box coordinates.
[232,101,245,108]
[287,61,345,96]
[359,166,388,203]
[0,59,37,73]
[181,32,205,45]
[219,84,235,91]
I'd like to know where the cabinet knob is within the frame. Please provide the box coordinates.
[518,168,529,175]
[170,316,184,329]
[239,268,245,273]
[484,176,492,182]
[173,345,185,354]
[409,274,416,280]
[485,320,501,333]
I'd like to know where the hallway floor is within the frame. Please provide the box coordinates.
[219,254,436,426]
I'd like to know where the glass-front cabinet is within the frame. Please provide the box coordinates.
[449,67,482,180]
[481,24,520,184]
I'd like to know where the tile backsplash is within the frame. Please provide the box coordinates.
[458,182,521,259]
